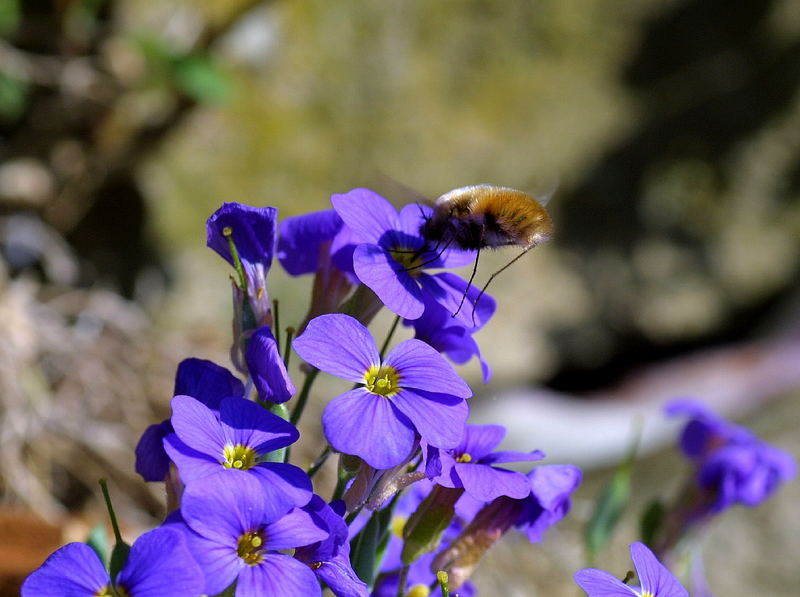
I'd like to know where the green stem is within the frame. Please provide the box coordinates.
[306,445,332,479]
[379,315,401,360]
[290,367,320,426]
[272,298,281,348]
[436,571,450,597]
[396,564,410,597]
[223,226,248,293]
[331,472,350,502]
[283,327,295,368]
[99,479,123,545]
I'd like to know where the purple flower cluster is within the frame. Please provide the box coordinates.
[667,399,795,514]
[24,193,794,597]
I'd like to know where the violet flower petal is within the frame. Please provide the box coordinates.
[456,464,532,501]
[482,450,546,465]
[384,339,472,398]
[574,568,638,597]
[250,463,313,516]
[174,357,244,409]
[277,209,343,275]
[162,433,221,483]
[135,420,173,482]
[238,555,321,597]
[322,388,416,469]
[206,203,277,269]
[390,388,468,450]
[115,527,204,597]
[330,188,401,245]
[418,272,490,328]
[631,542,689,597]
[245,326,296,403]
[219,397,299,454]
[261,507,328,551]
[170,395,225,457]
[21,543,109,597]
[313,551,369,597]
[353,243,425,319]
[293,314,379,383]
[460,424,506,460]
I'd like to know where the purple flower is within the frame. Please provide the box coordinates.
[516,464,582,542]
[331,188,484,327]
[431,464,581,589]
[135,358,245,482]
[207,202,278,326]
[277,209,346,276]
[425,424,544,502]
[667,399,795,512]
[295,497,369,597]
[405,292,495,383]
[575,542,688,597]
[164,395,311,518]
[245,326,296,403]
[22,527,203,597]
[173,357,246,409]
[135,420,175,483]
[293,313,471,469]
[277,209,360,327]
[181,474,328,597]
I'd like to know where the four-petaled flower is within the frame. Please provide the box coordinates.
[574,542,689,597]
[293,313,472,469]
[135,358,245,482]
[180,474,328,597]
[425,424,544,502]
[164,395,312,518]
[22,527,203,597]
[331,188,484,327]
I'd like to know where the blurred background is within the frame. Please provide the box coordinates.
[1,0,799,595]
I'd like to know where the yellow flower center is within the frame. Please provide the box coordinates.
[456,452,472,463]
[391,515,407,538]
[389,246,426,277]
[364,365,401,397]
[237,530,267,566]
[407,585,431,597]
[223,444,257,470]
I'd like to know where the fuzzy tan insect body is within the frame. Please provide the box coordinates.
[421,185,554,251]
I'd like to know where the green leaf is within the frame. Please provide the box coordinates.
[108,540,131,581]
[401,488,457,565]
[640,499,665,546]
[584,465,632,562]
[584,423,642,562]
[350,510,388,587]
[171,55,231,105]
[0,0,20,36]
[131,33,176,70]
[85,524,110,567]
[263,401,290,462]
[0,72,28,122]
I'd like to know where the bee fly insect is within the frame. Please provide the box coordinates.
[419,184,554,323]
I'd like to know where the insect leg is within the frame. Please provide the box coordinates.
[469,245,534,325]
[401,238,453,272]
[452,247,481,319]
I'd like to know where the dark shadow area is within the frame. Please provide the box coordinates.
[549,0,800,393]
